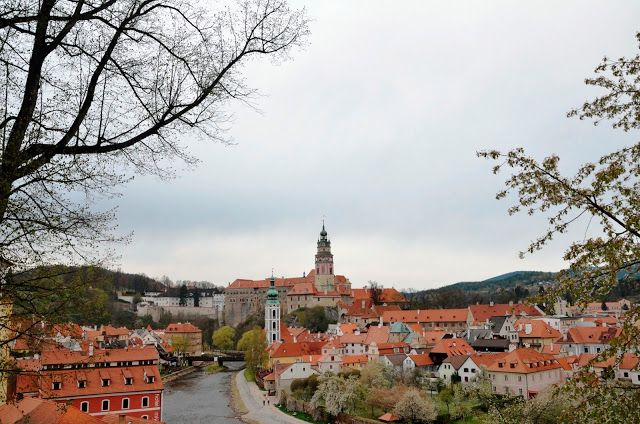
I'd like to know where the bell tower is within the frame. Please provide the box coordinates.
[265,272,280,345]
[314,221,335,292]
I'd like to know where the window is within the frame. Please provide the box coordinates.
[52,382,61,390]
[272,310,276,318]
[504,375,508,381]
[519,388,523,396]
[125,377,132,385]
[122,398,130,409]
[624,372,629,378]
[101,378,110,387]
[584,347,589,353]
[146,375,155,384]
[101,400,109,411]
[141,416,148,420]
[80,402,89,412]
[518,376,522,382]
[77,380,86,388]
[142,397,149,407]
[463,368,469,372]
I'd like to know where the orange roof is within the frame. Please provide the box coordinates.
[564,326,621,345]
[39,345,158,366]
[342,355,369,365]
[270,341,325,358]
[469,353,508,368]
[340,333,367,344]
[486,348,561,374]
[421,330,447,344]
[469,304,542,324]
[378,412,399,422]
[228,270,350,290]
[100,325,129,337]
[364,326,390,345]
[382,309,468,324]
[166,322,201,333]
[339,323,358,334]
[515,319,561,340]
[0,397,103,423]
[287,282,316,295]
[408,354,434,366]
[351,288,408,303]
[264,372,276,381]
[431,338,475,357]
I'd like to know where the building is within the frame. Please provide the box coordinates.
[381,309,469,332]
[224,225,355,326]
[14,345,163,420]
[265,273,281,345]
[486,348,564,398]
[165,322,202,356]
[514,319,561,351]
[468,303,543,327]
[558,326,621,356]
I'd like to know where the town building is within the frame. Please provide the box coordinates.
[14,345,164,421]
[164,322,202,356]
[486,348,564,398]
[265,273,281,345]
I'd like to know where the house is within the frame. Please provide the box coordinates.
[165,322,202,356]
[382,309,469,332]
[438,355,469,383]
[429,338,475,365]
[381,353,407,375]
[486,348,564,398]
[342,355,370,371]
[515,319,561,351]
[268,341,325,366]
[403,353,434,375]
[274,361,318,396]
[458,353,507,384]
[488,315,519,344]
[468,303,543,327]
[14,345,164,421]
[559,326,621,356]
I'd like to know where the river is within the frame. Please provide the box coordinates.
[162,362,245,424]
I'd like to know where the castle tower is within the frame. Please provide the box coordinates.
[314,222,335,293]
[265,272,280,345]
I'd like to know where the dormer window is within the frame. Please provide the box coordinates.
[102,378,110,387]
[77,380,86,388]
[52,381,61,390]
[125,377,133,385]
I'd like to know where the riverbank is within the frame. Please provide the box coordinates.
[233,370,305,424]
[162,365,199,383]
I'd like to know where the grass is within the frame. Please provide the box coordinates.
[205,363,225,373]
[244,368,255,382]
[229,371,249,415]
[275,404,323,423]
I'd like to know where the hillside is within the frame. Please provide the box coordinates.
[404,271,556,309]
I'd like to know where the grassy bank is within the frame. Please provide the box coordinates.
[205,363,226,373]
[230,372,249,415]
[244,368,255,382]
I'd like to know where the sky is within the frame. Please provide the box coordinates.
[110,1,640,290]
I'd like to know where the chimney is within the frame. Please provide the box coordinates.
[509,300,513,307]
[525,324,532,335]
[490,301,494,307]
[361,299,365,309]
[88,342,94,357]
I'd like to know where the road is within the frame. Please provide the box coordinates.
[234,371,304,424]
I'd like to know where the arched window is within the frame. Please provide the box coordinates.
[80,402,89,412]
[122,398,130,409]
[101,400,109,411]
[142,397,149,407]
[272,309,276,318]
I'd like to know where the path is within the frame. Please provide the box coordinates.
[234,371,303,424]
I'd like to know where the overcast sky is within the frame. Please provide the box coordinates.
[110,1,639,290]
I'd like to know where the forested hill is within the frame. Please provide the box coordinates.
[19,265,167,293]
[403,271,556,309]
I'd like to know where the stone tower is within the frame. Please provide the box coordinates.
[265,272,280,345]
[314,222,335,293]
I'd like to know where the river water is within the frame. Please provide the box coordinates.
[162,362,244,424]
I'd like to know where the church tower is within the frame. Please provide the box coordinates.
[314,222,335,292]
[265,272,280,345]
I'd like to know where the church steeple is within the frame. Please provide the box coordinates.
[265,271,280,345]
[314,221,335,292]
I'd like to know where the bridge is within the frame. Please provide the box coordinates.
[185,350,245,366]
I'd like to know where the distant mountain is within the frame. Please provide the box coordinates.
[403,271,556,309]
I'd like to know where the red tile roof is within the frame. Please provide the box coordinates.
[342,355,369,365]
[351,288,407,303]
[515,319,561,340]
[382,309,468,324]
[564,326,621,345]
[39,345,159,365]
[408,354,434,366]
[270,341,325,358]
[468,304,542,324]
[430,338,475,357]
[486,348,561,374]
[0,397,103,424]
[166,322,201,333]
